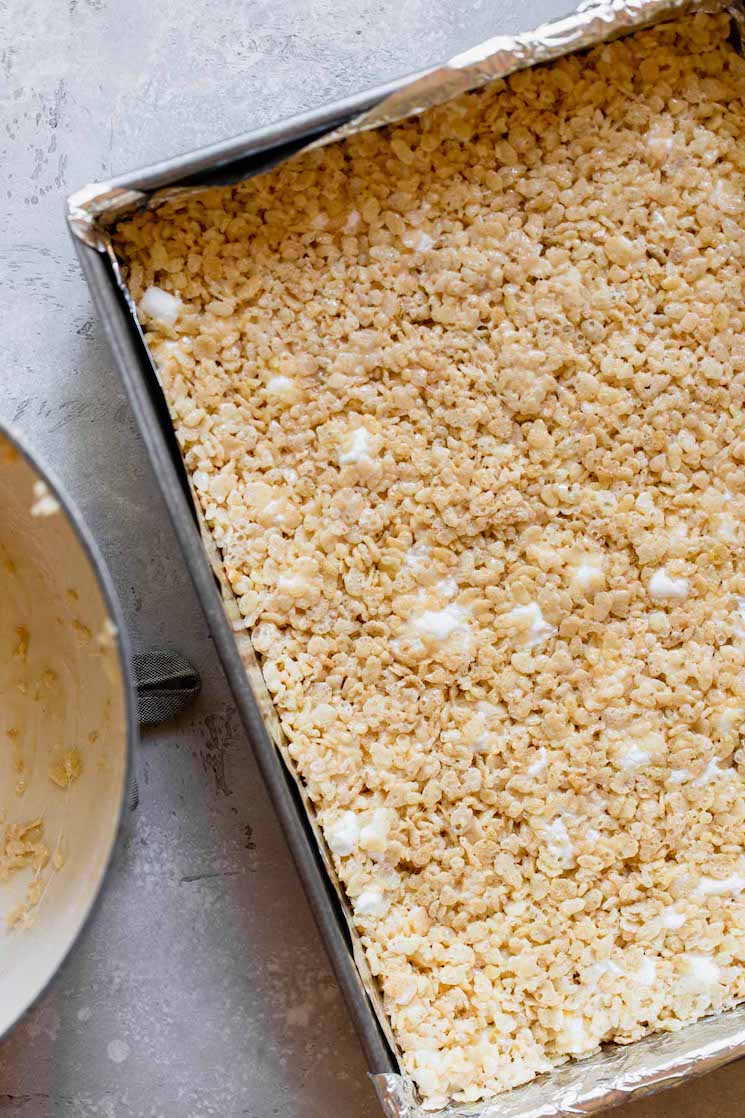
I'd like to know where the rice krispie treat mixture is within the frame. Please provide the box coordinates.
[117,12,745,1106]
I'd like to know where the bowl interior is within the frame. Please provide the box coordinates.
[0,436,128,1036]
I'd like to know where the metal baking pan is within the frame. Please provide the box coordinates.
[68,1,745,1114]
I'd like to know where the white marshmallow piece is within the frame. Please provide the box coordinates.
[139,285,182,326]
[339,426,373,464]
[411,604,467,643]
[326,811,360,857]
[354,886,388,918]
[648,568,689,601]
[679,954,720,995]
[507,602,556,647]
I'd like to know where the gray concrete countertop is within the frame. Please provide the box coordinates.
[1,1,744,1115]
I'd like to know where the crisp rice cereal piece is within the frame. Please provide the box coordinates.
[115,13,745,1106]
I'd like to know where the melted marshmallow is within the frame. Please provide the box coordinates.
[573,560,603,592]
[263,499,288,525]
[710,180,739,213]
[679,954,720,994]
[620,745,651,771]
[555,1013,597,1055]
[660,908,687,930]
[404,543,429,568]
[597,959,624,977]
[718,707,743,734]
[355,886,387,917]
[668,769,690,785]
[411,605,467,642]
[359,808,392,855]
[695,758,730,785]
[139,285,182,325]
[646,126,674,163]
[155,339,185,361]
[507,602,556,646]
[527,747,547,778]
[695,873,745,898]
[277,573,311,597]
[339,427,373,464]
[718,514,736,541]
[636,957,657,986]
[541,817,575,866]
[327,811,360,857]
[266,375,298,401]
[412,1051,445,1098]
[648,568,689,600]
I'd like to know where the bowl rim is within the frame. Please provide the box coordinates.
[0,422,136,1039]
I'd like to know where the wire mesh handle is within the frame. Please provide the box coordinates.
[129,650,201,811]
[133,649,201,728]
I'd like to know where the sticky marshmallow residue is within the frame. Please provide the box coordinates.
[263,498,289,526]
[596,959,625,978]
[413,1050,446,1098]
[359,808,392,855]
[139,285,182,326]
[636,957,657,986]
[339,426,373,464]
[527,747,547,778]
[659,908,687,930]
[679,954,720,994]
[718,707,743,734]
[354,886,388,917]
[277,573,311,597]
[620,745,651,771]
[555,1012,597,1055]
[507,602,556,646]
[540,817,575,866]
[411,604,468,642]
[404,543,429,568]
[694,873,745,899]
[154,338,187,365]
[648,568,689,600]
[327,810,360,857]
[718,514,736,541]
[266,374,296,398]
[572,560,603,592]
[668,769,691,785]
[695,758,730,785]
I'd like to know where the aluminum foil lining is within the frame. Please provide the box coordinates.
[67,0,745,1115]
[69,0,728,251]
[373,1003,745,1117]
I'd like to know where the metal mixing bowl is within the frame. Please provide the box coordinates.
[0,427,134,1038]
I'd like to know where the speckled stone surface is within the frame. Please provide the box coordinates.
[1,1,745,1114]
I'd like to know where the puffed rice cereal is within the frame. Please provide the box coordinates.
[116,12,745,1107]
